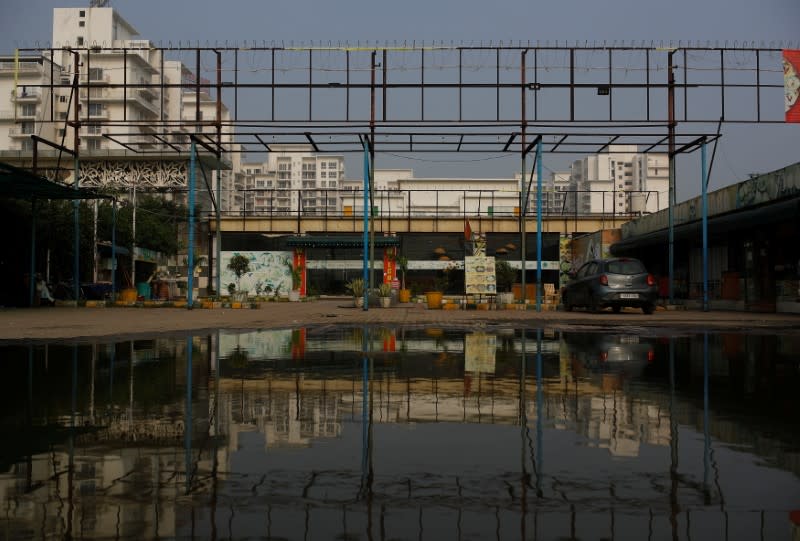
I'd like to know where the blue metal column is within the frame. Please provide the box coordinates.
[362,142,370,311]
[187,140,196,309]
[536,139,543,311]
[701,139,709,312]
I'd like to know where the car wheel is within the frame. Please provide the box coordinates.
[612,305,622,314]
[643,303,655,315]
[589,294,601,313]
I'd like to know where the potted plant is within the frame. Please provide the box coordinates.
[346,277,366,308]
[425,265,451,309]
[397,255,411,303]
[377,282,393,308]
[495,260,517,305]
[285,259,303,302]
[227,254,251,302]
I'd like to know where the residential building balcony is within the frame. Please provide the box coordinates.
[9,125,36,137]
[80,88,160,116]
[11,88,41,102]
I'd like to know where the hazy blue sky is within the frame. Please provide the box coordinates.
[1,0,799,200]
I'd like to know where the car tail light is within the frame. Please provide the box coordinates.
[647,350,655,362]
[599,274,608,286]
[599,351,608,362]
[646,274,656,286]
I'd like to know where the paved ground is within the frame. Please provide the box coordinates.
[2,299,800,342]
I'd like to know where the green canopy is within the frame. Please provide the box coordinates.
[0,161,111,200]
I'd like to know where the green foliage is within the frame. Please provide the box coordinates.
[397,255,409,290]
[285,259,303,290]
[495,260,518,292]
[377,282,393,297]
[345,277,365,297]
[227,254,251,290]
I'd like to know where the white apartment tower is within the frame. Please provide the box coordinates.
[570,145,668,215]
[0,6,238,211]
[241,145,344,215]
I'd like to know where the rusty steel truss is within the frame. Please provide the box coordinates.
[17,44,788,158]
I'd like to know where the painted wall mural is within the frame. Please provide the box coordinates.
[221,251,293,297]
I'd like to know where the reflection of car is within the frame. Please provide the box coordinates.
[562,332,656,374]
[562,258,657,314]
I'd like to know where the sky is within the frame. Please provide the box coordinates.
[1,0,799,201]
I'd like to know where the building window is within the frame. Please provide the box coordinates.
[21,104,36,117]
[320,162,327,169]
[20,121,35,134]
[21,139,33,151]
[79,10,85,17]
[77,37,84,46]
[88,103,103,116]
[86,139,101,150]
[79,21,85,27]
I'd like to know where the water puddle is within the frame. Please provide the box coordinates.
[1,327,798,539]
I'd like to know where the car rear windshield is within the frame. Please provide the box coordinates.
[607,259,646,275]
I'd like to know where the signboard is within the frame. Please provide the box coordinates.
[785,50,800,123]
[465,255,496,295]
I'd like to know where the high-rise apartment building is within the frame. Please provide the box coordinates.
[570,145,668,215]
[241,145,344,215]
[0,6,239,211]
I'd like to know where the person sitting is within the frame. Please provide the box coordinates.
[35,274,55,306]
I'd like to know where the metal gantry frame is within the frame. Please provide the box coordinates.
[15,43,791,308]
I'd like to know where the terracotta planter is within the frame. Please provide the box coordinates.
[398,289,411,303]
[425,291,443,309]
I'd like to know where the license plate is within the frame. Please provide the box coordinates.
[620,293,639,299]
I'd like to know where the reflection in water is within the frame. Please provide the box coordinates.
[0,328,798,539]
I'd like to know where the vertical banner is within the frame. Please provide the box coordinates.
[383,247,397,286]
[293,249,307,296]
[785,50,800,123]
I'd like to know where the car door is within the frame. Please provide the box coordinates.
[572,261,595,305]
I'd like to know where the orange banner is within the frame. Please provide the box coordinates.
[785,50,800,123]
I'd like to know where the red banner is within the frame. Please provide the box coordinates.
[293,249,307,296]
[785,50,800,123]
[383,247,397,285]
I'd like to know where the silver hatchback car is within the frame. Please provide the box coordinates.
[562,257,658,314]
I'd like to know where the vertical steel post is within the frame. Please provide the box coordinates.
[536,138,543,311]
[701,139,709,312]
[188,140,196,308]
[520,50,527,306]
[667,51,676,304]
[362,141,370,311]
[112,200,117,300]
[29,198,37,307]
[73,52,80,302]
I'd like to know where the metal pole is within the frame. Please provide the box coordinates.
[536,139,543,312]
[667,51,676,304]
[185,335,193,494]
[29,198,37,307]
[112,200,117,301]
[520,51,527,307]
[188,140,196,308]
[131,183,136,289]
[362,141,370,311]
[216,165,222,298]
[73,52,80,302]
[701,139,709,312]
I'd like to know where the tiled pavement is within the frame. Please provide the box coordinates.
[2,298,800,341]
